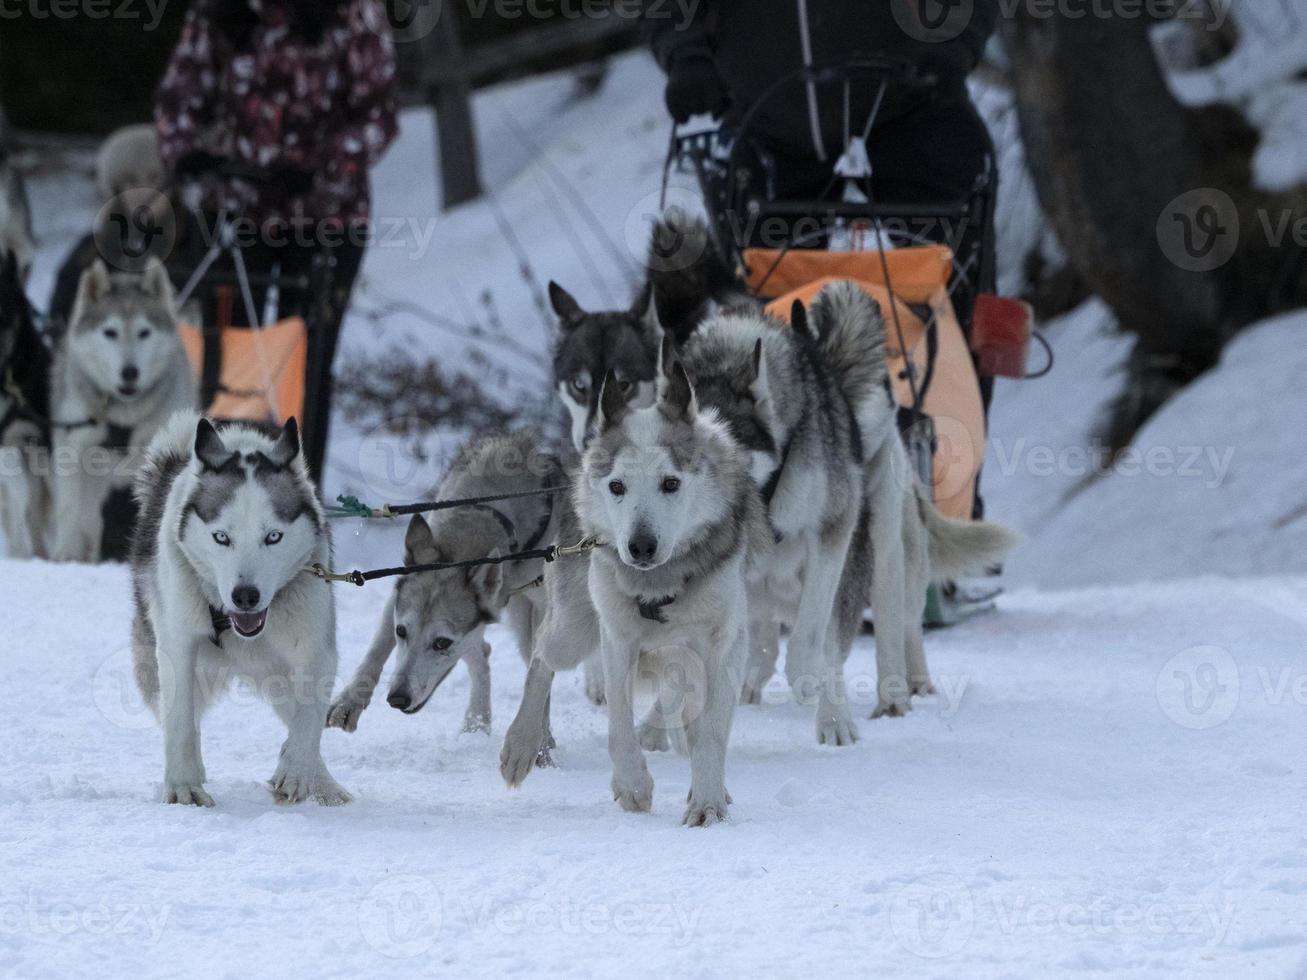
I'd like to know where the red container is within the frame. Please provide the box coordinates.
[970,294,1034,379]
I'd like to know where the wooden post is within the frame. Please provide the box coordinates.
[428,12,481,209]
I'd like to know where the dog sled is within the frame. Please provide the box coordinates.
[668,55,1039,621]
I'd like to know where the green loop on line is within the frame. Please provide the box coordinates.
[325,494,381,520]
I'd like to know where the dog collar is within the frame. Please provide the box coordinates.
[637,594,676,623]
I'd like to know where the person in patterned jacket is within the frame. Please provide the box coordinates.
[154,0,398,476]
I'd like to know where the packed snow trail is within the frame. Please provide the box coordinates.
[1,558,1304,977]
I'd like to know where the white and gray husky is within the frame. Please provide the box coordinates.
[50,258,196,562]
[328,431,580,759]
[674,284,1018,732]
[130,413,349,807]
[545,361,771,825]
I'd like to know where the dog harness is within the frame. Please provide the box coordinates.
[636,594,677,623]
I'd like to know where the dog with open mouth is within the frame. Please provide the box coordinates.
[129,412,349,807]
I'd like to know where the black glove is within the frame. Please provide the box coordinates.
[664,53,730,124]
[269,163,314,198]
[915,46,974,89]
[173,151,227,182]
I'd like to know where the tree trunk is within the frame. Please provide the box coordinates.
[1000,13,1306,443]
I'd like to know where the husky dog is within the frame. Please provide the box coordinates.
[0,253,50,557]
[570,363,770,825]
[0,147,33,284]
[327,431,567,754]
[674,283,1018,727]
[50,259,195,562]
[670,285,884,745]
[550,213,752,454]
[130,414,349,806]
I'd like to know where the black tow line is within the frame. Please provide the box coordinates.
[308,535,600,588]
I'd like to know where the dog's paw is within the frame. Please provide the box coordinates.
[870,700,910,719]
[636,719,670,752]
[162,782,215,807]
[461,710,491,735]
[611,767,654,813]
[268,761,330,806]
[739,682,763,706]
[911,678,936,698]
[312,777,353,807]
[817,705,860,746]
[682,794,729,827]
[500,722,544,789]
[583,675,606,707]
[326,695,368,732]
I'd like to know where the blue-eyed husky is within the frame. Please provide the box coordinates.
[130,413,349,807]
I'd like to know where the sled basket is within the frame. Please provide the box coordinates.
[179,317,308,427]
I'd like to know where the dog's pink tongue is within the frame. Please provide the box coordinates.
[228,609,267,636]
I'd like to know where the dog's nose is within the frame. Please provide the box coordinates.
[628,531,658,564]
[120,365,139,384]
[387,691,411,711]
[231,585,260,611]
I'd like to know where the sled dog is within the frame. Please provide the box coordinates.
[550,212,752,453]
[0,253,50,557]
[673,283,1017,728]
[50,258,195,562]
[328,431,582,760]
[130,414,349,807]
[570,362,770,825]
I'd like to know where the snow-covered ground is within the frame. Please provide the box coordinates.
[4,558,1307,977]
[6,44,1307,979]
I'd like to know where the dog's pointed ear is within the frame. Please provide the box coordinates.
[468,553,503,605]
[139,256,176,309]
[660,360,696,423]
[548,281,584,328]
[404,514,438,565]
[267,417,300,469]
[73,260,113,323]
[749,337,770,396]
[631,284,663,340]
[790,300,811,338]
[657,332,677,383]
[596,369,628,433]
[194,417,232,471]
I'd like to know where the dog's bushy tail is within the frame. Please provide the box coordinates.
[131,410,198,508]
[647,211,748,344]
[918,488,1021,581]
[809,280,888,412]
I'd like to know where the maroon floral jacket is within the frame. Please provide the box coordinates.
[155,0,398,227]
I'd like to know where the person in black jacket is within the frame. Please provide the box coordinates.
[644,0,999,339]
